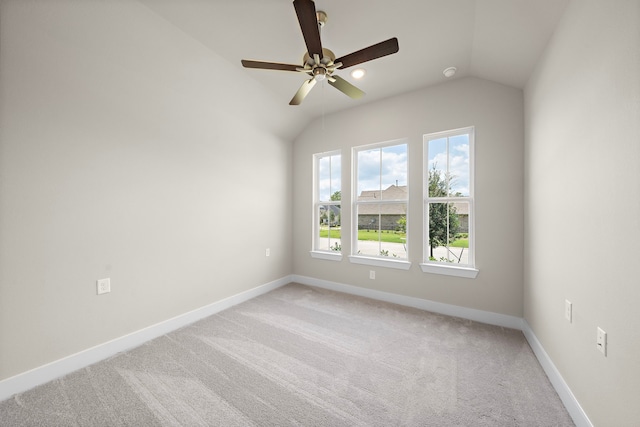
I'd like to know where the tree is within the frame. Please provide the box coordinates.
[428,166,460,259]
[330,191,341,201]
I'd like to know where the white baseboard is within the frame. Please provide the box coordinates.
[0,275,292,402]
[292,274,523,329]
[292,275,591,427]
[521,320,593,427]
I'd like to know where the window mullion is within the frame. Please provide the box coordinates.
[378,148,382,254]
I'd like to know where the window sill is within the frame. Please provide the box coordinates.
[349,255,411,270]
[419,263,479,278]
[310,251,343,262]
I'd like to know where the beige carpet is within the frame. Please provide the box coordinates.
[0,283,574,426]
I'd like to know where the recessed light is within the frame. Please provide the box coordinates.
[351,68,366,79]
[443,67,457,78]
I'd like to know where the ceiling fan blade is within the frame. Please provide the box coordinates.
[335,37,399,69]
[328,75,365,99]
[293,0,323,57]
[241,60,300,72]
[290,78,317,105]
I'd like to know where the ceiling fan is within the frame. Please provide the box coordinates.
[241,0,399,105]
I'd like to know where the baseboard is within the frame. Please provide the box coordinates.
[292,274,523,329]
[292,275,591,427]
[0,275,292,402]
[521,320,593,427]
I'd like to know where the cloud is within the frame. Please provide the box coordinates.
[357,144,408,194]
[318,154,341,201]
[428,136,470,196]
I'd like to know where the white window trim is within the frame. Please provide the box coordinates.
[349,255,411,270]
[350,138,411,270]
[419,262,478,278]
[423,126,477,278]
[310,251,343,261]
[311,150,342,261]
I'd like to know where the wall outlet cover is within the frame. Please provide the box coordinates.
[97,278,111,295]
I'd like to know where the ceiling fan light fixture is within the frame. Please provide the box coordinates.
[443,66,457,78]
[350,68,366,79]
[313,67,327,81]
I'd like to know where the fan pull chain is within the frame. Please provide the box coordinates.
[322,81,326,131]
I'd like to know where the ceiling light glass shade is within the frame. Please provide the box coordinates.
[313,67,327,81]
[351,68,366,79]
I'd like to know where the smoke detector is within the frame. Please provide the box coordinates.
[443,67,457,78]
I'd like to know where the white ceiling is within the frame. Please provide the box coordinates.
[141,0,569,122]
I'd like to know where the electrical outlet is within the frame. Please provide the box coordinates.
[565,300,572,323]
[97,278,111,295]
[265,248,270,257]
[597,327,607,356]
[369,270,375,280]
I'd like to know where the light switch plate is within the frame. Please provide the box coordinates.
[597,327,607,356]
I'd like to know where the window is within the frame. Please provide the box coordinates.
[311,151,342,260]
[351,140,410,270]
[422,127,477,278]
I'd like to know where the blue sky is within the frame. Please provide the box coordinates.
[317,136,469,201]
[318,154,341,202]
[428,134,470,197]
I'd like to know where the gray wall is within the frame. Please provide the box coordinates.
[293,77,525,317]
[0,1,294,380]
[524,1,640,425]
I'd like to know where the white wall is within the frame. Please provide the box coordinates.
[0,0,294,380]
[524,1,640,425]
[293,77,525,317]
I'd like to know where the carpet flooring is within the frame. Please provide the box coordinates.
[0,283,574,426]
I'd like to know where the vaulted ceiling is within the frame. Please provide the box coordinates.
[142,0,569,122]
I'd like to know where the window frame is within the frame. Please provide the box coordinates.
[421,127,478,278]
[349,139,411,270]
[310,150,342,261]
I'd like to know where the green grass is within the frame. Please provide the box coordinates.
[357,230,406,243]
[450,238,469,248]
[319,229,342,239]
[319,228,406,243]
[319,227,467,247]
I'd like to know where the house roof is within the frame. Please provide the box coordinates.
[356,185,469,216]
[319,205,341,216]
[358,185,407,215]
[358,185,407,201]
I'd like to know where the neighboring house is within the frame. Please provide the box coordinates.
[357,185,407,230]
[451,202,469,233]
[357,185,469,232]
[318,205,341,226]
